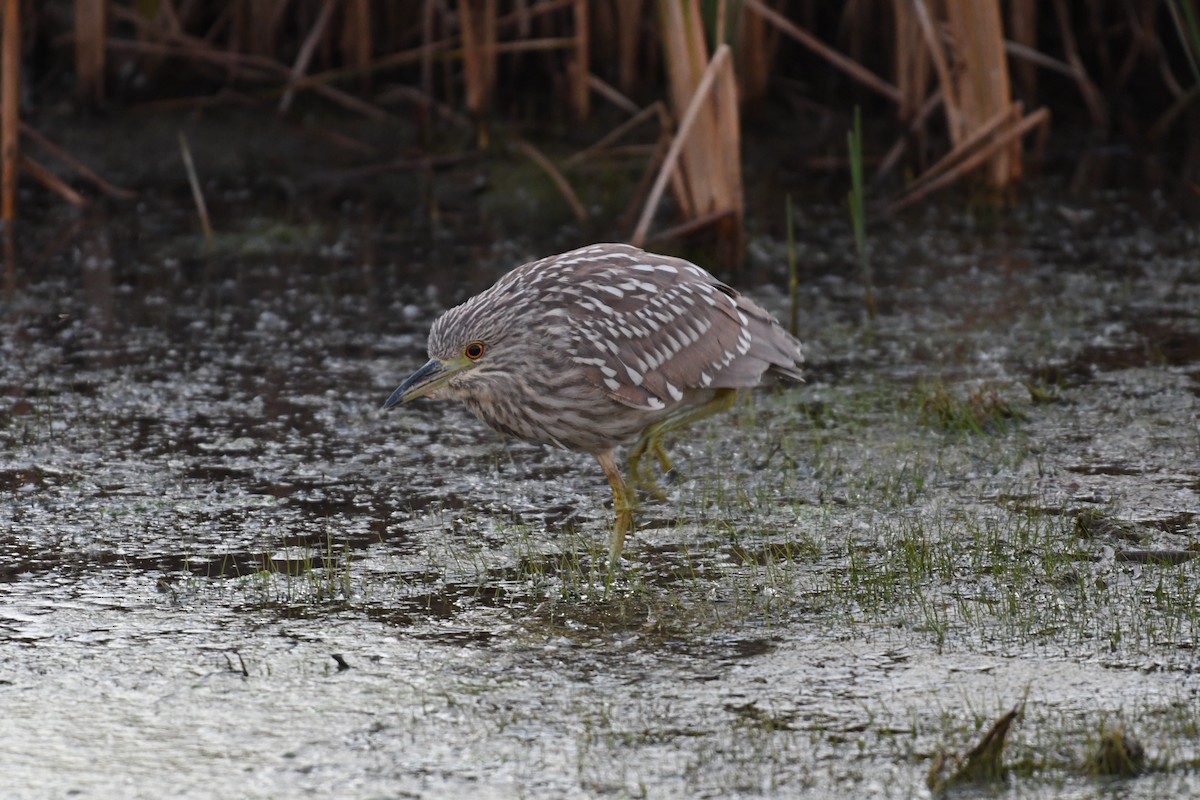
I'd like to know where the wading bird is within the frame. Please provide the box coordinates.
[384,243,803,565]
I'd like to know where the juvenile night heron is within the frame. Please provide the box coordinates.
[384,243,803,565]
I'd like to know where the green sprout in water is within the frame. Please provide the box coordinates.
[786,194,799,338]
[847,106,877,321]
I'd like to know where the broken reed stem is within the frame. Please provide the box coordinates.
[911,0,961,140]
[618,132,669,232]
[644,206,734,245]
[1004,40,1082,80]
[742,0,900,104]
[279,0,337,113]
[19,154,88,207]
[906,104,1021,195]
[514,139,587,222]
[20,123,138,199]
[874,87,943,184]
[564,102,662,168]
[177,131,214,250]
[586,74,640,115]
[106,5,395,122]
[631,44,732,247]
[887,106,1050,214]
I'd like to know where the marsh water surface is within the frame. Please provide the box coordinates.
[2,189,1199,798]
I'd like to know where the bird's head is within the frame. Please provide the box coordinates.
[382,288,526,409]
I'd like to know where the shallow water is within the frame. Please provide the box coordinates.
[2,189,1199,798]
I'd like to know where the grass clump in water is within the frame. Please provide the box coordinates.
[1085,722,1147,778]
[927,704,1022,793]
[915,378,1018,433]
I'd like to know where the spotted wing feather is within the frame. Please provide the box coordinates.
[530,244,803,411]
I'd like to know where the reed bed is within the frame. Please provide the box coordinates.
[3,1,1198,262]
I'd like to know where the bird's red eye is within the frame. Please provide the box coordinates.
[464,341,485,360]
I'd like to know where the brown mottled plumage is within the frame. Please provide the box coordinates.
[384,243,803,564]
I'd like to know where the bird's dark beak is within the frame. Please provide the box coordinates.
[382,357,457,409]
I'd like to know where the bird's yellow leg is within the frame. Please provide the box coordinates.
[595,450,633,567]
[627,388,738,495]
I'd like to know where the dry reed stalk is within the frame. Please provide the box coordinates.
[743,0,900,103]
[339,0,373,91]
[887,106,1050,213]
[280,0,337,113]
[491,37,578,54]
[459,0,497,143]
[943,0,1020,188]
[420,0,437,134]
[1008,0,1037,100]
[1004,40,1081,82]
[74,0,107,107]
[563,101,662,168]
[514,139,588,222]
[1,0,18,237]
[1050,0,1109,128]
[177,131,213,250]
[839,0,866,64]
[1116,0,1178,93]
[105,37,274,78]
[618,125,669,231]
[154,0,183,37]
[497,0,579,25]
[874,86,941,181]
[19,155,88,208]
[20,122,138,199]
[376,84,471,130]
[735,0,777,112]
[645,207,735,246]
[586,74,640,114]
[615,0,645,97]
[632,34,743,263]
[107,7,395,122]
[902,103,1020,195]
[299,25,455,86]
[892,0,930,124]
[108,6,279,75]
[233,0,289,58]
[905,0,1050,198]
[655,0,707,221]
[570,0,590,119]
[911,0,959,136]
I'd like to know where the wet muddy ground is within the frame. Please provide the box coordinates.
[2,174,1199,798]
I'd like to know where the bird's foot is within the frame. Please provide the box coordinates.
[633,475,668,502]
[627,437,674,500]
